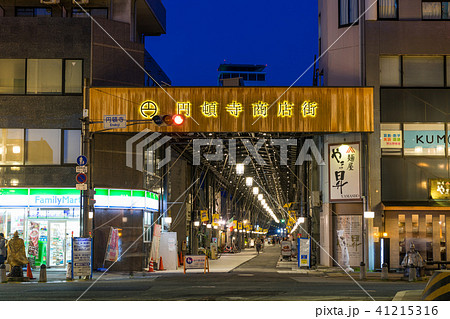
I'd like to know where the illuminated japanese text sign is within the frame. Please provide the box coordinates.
[89,87,373,133]
[329,143,361,202]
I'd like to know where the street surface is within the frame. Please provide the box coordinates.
[0,245,426,301]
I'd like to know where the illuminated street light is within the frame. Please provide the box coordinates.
[245,177,253,187]
[194,221,200,227]
[236,163,245,175]
[252,187,259,195]
[258,194,263,201]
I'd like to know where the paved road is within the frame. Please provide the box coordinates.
[0,245,426,301]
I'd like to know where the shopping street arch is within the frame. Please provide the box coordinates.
[87,86,374,271]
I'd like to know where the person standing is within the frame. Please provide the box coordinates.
[0,233,6,265]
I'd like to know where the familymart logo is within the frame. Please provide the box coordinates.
[126,130,325,173]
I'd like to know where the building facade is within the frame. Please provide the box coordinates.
[318,0,450,269]
[0,0,169,270]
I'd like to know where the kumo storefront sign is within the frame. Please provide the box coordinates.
[89,87,373,133]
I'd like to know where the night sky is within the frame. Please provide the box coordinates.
[146,0,318,87]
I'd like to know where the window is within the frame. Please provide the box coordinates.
[403,56,444,87]
[257,74,265,81]
[0,58,82,95]
[0,59,25,94]
[27,59,62,94]
[65,60,83,93]
[26,129,61,165]
[72,8,108,18]
[339,0,359,27]
[0,129,24,165]
[422,1,450,19]
[143,211,153,242]
[380,56,401,86]
[378,0,398,19]
[249,73,256,81]
[63,130,81,164]
[447,56,450,86]
[16,7,51,17]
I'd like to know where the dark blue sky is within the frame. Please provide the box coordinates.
[146,1,318,87]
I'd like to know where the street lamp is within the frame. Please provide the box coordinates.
[194,221,200,227]
[252,187,259,195]
[236,163,244,175]
[245,177,253,187]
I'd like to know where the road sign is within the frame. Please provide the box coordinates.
[76,183,87,190]
[77,155,87,166]
[76,166,88,173]
[103,114,126,129]
[76,173,87,184]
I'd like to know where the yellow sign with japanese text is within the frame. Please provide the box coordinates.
[89,87,373,133]
[200,210,209,223]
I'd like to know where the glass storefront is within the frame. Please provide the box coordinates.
[0,187,160,268]
[385,210,450,268]
[0,207,80,268]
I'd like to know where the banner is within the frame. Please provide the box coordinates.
[150,224,162,263]
[329,143,360,201]
[27,221,40,257]
[212,213,220,226]
[200,210,209,223]
[104,227,120,262]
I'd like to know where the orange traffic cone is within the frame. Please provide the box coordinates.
[177,253,181,267]
[148,258,154,272]
[159,256,165,271]
[180,252,183,265]
[26,263,35,279]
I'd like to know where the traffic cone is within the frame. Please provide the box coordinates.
[26,263,35,279]
[177,253,181,267]
[159,256,165,271]
[148,258,154,272]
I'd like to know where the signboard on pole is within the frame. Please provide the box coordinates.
[103,114,127,129]
[77,155,87,166]
[72,237,92,278]
[298,237,311,268]
[329,143,361,202]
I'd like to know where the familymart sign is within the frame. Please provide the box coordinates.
[0,188,159,211]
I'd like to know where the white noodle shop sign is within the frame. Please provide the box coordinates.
[329,143,361,201]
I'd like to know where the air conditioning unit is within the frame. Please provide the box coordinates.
[40,0,60,4]
[72,0,89,4]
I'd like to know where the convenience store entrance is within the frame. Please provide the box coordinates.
[27,215,80,268]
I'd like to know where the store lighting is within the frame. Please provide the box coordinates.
[12,146,21,154]
[206,224,212,229]
[164,217,172,224]
[258,194,263,201]
[244,220,248,224]
[364,211,375,219]
[383,232,388,237]
[213,225,218,229]
[234,228,237,232]
[252,187,259,195]
[245,177,253,187]
[194,221,200,227]
[236,163,245,175]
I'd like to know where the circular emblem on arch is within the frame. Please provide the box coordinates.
[140,100,159,119]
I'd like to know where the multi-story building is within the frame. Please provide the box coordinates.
[218,63,267,86]
[0,0,169,271]
[318,0,450,270]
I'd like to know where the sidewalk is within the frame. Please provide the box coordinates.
[275,259,429,281]
[23,248,259,282]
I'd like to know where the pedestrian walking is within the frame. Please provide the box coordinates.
[0,233,6,265]
[255,237,262,255]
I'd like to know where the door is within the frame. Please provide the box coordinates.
[49,221,66,267]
